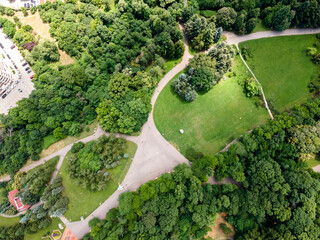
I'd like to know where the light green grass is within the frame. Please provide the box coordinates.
[60,141,137,221]
[200,10,216,18]
[42,135,59,149]
[239,34,318,112]
[306,155,320,168]
[25,217,65,240]
[252,19,269,33]
[154,54,269,159]
[164,57,182,74]
[40,120,98,158]
[0,216,20,227]
[106,0,115,11]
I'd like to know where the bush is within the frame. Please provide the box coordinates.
[245,78,262,97]
[30,7,37,15]
[31,154,40,161]
[220,223,232,235]
[71,142,84,153]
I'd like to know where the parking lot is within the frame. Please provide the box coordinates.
[0,29,35,115]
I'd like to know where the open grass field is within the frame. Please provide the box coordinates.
[0,216,20,227]
[25,217,65,240]
[239,34,318,112]
[154,54,269,158]
[60,140,137,221]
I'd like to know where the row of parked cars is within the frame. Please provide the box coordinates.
[0,38,33,99]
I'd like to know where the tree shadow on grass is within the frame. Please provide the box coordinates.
[185,147,204,161]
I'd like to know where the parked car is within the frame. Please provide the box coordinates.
[27,70,31,74]
[25,67,30,71]
[2,94,7,99]
[30,75,34,79]
[16,80,20,84]
[0,43,3,49]
[20,58,24,62]
[22,62,27,67]
[10,45,15,49]
[13,65,18,70]
[18,74,21,79]
[6,54,11,59]
[18,89,22,93]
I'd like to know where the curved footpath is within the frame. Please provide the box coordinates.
[66,27,320,239]
[1,27,320,238]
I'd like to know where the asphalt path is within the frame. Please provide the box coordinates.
[1,26,320,238]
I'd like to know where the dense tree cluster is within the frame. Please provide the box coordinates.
[184,14,218,51]
[172,42,235,102]
[196,0,320,33]
[0,0,186,175]
[0,17,16,38]
[0,175,67,239]
[67,135,128,191]
[86,97,320,240]
[83,163,234,240]
[13,157,58,196]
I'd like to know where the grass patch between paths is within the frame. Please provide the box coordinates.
[239,34,318,112]
[25,217,65,240]
[0,216,20,227]
[40,120,98,158]
[154,54,269,158]
[59,140,137,221]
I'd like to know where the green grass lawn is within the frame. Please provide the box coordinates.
[154,54,269,159]
[164,57,183,74]
[40,120,98,158]
[305,154,320,168]
[42,135,59,149]
[60,140,137,221]
[25,217,65,240]
[252,19,269,33]
[239,34,318,112]
[0,216,20,227]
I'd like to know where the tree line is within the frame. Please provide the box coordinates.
[84,96,320,239]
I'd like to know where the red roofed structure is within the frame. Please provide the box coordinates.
[8,190,31,212]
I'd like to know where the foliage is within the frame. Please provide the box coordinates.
[220,223,232,235]
[196,0,320,33]
[185,14,216,51]
[245,78,261,97]
[31,41,60,63]
[0,0,185,175]
[66,135,127,191]
[12,157,58,195]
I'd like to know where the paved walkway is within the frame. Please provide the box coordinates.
[65,27,320,239]
[1,26,320,238]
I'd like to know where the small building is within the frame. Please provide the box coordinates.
[8,190,31,212]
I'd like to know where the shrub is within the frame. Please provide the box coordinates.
[245,78,262,97]
[220,223,232,235]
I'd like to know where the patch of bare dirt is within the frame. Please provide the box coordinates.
[205,213,235,240]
